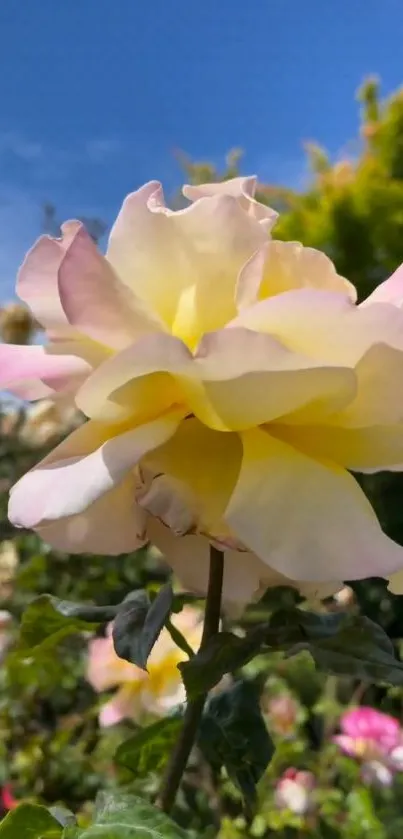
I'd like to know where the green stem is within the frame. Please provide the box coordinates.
[157,545,224,814]
[166,618,195,659]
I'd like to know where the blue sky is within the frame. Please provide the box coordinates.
[0,0,403,297]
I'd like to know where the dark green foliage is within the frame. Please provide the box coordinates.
[199,681,274,808]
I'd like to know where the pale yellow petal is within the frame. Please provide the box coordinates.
[226,428,403,582]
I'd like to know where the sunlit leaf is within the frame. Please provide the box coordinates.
[75,793,188,838]
[18,595,116,652]
[115,715,182,776]
[0,803,61,838]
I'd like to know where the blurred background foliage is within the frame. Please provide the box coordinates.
[2,78,403,836]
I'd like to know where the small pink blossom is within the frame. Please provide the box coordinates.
[1,784,18,812]
[334,706,403,786]
[266,694,299,738]
[275,768,316,815]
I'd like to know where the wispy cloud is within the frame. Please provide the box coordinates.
[0,131,44,162]
[84,137,124,163]
[0,128,125,178]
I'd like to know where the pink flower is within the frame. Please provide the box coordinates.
[266,694,299,737]
[275,768,316,815]
[334,707,403,786]
[87,606,202,726]
[1,784,18,812]
[4,177,403,609]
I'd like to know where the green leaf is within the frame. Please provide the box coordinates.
[179,628,267,698]
[180,608,403,698]
[48,807,76,828]
[0,803,62,838]
[113,584,173,671]
[115,715,183,776]
[19,595,117,652]
[76,793,188,838]
[165,619,195,658]
[199,680,274,809]
[287,611,403,684]
[171,592,204,614]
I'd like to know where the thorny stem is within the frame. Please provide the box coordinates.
[157,545,224,814]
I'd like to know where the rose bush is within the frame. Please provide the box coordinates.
[4,177,403,610]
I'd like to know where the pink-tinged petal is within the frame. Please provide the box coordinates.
[333,735,360,757]
[225,428,403,582]
[36,473,144,555]
[182,176,278,231]
[87,637,115,691]
[87,636,126,691]
[363,264,403,307]
[230,289,403,365]
[361,761,394,787]
[87,631,144,691]
[0,343,91,400]
[58,223,163,349]
[389,746,403,770]
[99,685,141,727]
[9,411,183,529]
[17,222,81,333]
[107,182,266,346]
[341,708,400,749]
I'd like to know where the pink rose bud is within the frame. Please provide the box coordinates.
[275,769,316,815]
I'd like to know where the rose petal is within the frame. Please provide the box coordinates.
[341,707,400,749]
[259,240,357,302]
[17,222,81,332]
[225,427,403,581]
[9,411,183,528]
[230,289,403,365]
[270,421,403,473]
[58,223,163,349]
[0,343,91,400]
[147,518,282,615]
[99,685,142,727]
[76,328,356,431]
[194,328,356,429]
[107,182,266,347]
[333,734,359,757]
[141,417,241,539]
[363,264,403,307]
[87,636,140,691]
[182,175,278,231]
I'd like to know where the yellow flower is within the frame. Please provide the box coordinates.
[4,177,403,610]
[86,607,202,726]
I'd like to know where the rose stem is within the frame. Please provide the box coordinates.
[157,544,224,814]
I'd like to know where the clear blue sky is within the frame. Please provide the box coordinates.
[0,0,403,296]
